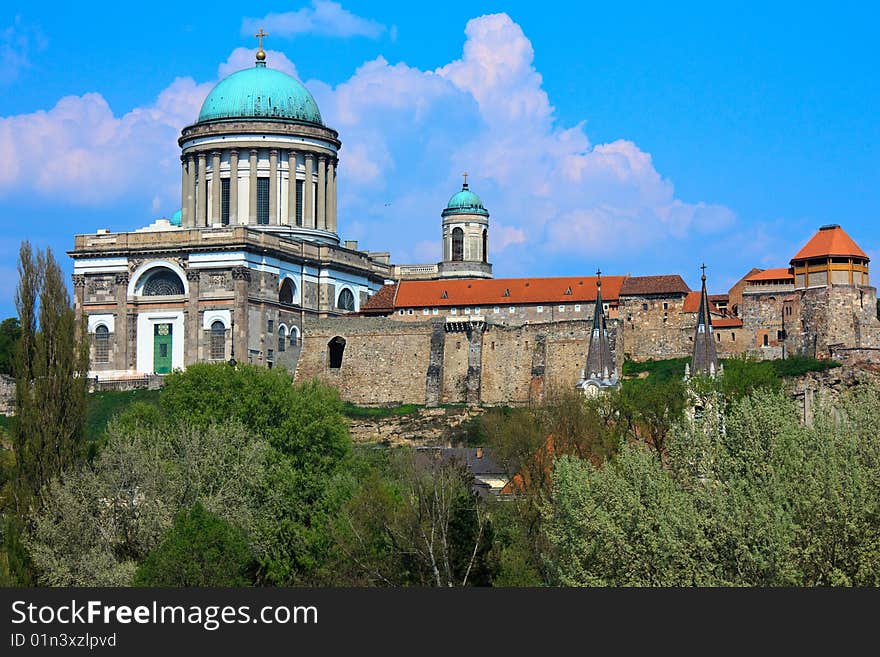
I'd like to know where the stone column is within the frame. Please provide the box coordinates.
[248,149,258,225]
[229,150,239,225]
[72,275,86,343]
[211,151,221,226]
[183,154,195,228]
[231,267,250,363]
[196,152,207,227]
[269,149,278,225]
[316,155,326,230]
[114,273,129,371]
[287,150,298,226]
[303,154,315,229]
[327,159,337,233]
[185,269,200,365]
[180,158,188,227]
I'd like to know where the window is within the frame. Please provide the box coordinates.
[452,227,464,261]
[267,349,274,362]
[432,308,439,315]
[716,332,721,342]
[575,305,581,312]
[399,310,405,315]
[423,309,430,315]
[328,336,346,368]
[295,180,304,226]
[559,305,565,312]
[465,308,471,314]
[642,303,649,311]
[210,321,225,360]
[537,306,544,313]
[278,326,286,352]
[221,178,230,225]
[509,307,515,314]
[257,177,270,225]
[731,332,736,342]
[763,334,769,347]
[482,229,488,263]
[777,330,785,340]
[663,302,669,310]
[451,308,457,315]
[493,307,500,314]
[474,307,481,314]
[338,288,355,311]
[407,309,413,315]
[279,278,295,305]
[95,325,110,363]
[267,319,274,334]
[143,268,185,296]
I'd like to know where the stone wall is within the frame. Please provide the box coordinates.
[0,374,14,416]
[620,294,689,360]
[347,406,484,446]
[295,316,622,406]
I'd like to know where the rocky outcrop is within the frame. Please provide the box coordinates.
[347,406,485,447]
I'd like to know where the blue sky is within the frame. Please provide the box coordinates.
[0,1,877,316]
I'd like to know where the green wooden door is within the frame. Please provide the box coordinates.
[153,323,173,374]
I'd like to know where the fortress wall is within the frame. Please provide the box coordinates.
[296,316,622,406]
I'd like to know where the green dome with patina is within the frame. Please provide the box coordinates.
[442,183,489,217]
[197,61,323,125]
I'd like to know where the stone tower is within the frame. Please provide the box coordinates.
[438,174,492,279]
[690,265,719,377]
[577,271,620,395]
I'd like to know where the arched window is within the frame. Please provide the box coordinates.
[328,336,346,369]
[95,325,110,363]
[279,278,295,305]
[142,268,185,296]
[452,227,464,262]
[482,229,487,263]
[278,325,286,352]
[210,321,226,360]
[762,334,769,347]
[337,288,355,311]
[289,325,300,347]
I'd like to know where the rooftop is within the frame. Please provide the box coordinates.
[791,224,868,262]
[392,275,627,308]
[619,274,691,297]
[744,267,795,283]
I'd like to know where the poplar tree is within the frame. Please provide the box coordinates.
[12,242,89,515]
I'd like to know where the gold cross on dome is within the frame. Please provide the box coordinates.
[462,171,469,186]
[255,28,268,50]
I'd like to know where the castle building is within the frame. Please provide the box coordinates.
[70,44,391,378]
[67,39,879,398]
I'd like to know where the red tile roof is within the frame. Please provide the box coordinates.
[682,291,721,313]
[708,294,729,302]
[619,274,690,296]
[392,276,627,308]
[712,317,743,328]
[360,283,398,314]
[744,268,794,283]
[791,225,868,261]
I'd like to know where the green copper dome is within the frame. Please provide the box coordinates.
[442,184,489,217]
[197,62,323,125]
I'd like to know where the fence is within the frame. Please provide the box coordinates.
[89,374,165,392]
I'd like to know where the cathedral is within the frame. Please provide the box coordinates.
[70,41,880,403]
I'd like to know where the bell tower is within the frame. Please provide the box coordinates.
[438,173,492,279]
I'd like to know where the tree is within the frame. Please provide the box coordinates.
[332,450,494,587]
[0,317,21,377]
[12,243,89,514]
[27,419,272,586]
[133,502,253,587]
[612,377,687,461]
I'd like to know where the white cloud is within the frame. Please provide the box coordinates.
[0,12,740,276]
[242,1,386,40]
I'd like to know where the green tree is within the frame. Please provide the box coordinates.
[12,243,89,514]
[0,317,21,377]
[613,377,687,460]
[133,502,253,587]
[27,420,272,586]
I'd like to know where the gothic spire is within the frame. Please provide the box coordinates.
[690,263,719,376]
[583,270,615,382]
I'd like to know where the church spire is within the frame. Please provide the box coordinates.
[255,27,268,66]
[690,263,719,376]
[578,270,618,393]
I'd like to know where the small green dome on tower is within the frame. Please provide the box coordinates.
[170,209,182,227]
[442,179,489,217]
[197,58,323,125]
